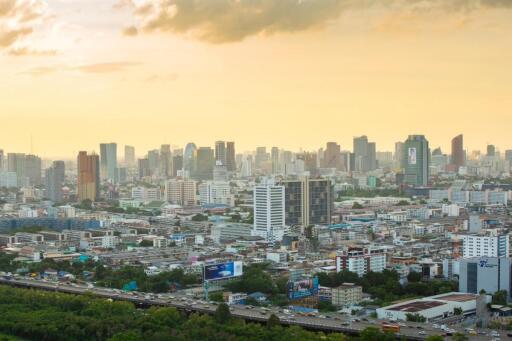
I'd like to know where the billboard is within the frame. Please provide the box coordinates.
[204,261,243,281]
[408,147,417,165]
[287,277,319,300]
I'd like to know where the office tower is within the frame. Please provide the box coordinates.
[394,142,404,169]
[253,179,285,242]
[505,150,512,162]
[45,161,65,202]
[255,147,269,169]
[353,136,377,172]
[403,135,430,187]
[172,155,183,177]
[77,151,100,202]
[241,156,252,177]
[0,149,3,171]
[215,141,226,166]
[124,145,135,167]
[226,142,236,172]
[280,177,332,226]
[159,144,172,178]
[195,147,214,180]
[147,149,160,175]
[164,179,197,206]
[459,257,512,300]
[99,143,117,181]
[451,134,464,171]
[213,160,228,182]
[138,158,150,179]
[271,147,280,174]
[487,144,496,157]
[322,142,341,169]
[115,167,127,183]
[7,153,25,181]
[198,181,233,206]
[462,233,509,258]
[183,143,197,174]
[24,154,42,186]
[297,152,318,176]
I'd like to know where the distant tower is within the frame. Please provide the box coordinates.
[451,134,464,171]
[77,151,100,202]
[403,135,430,187]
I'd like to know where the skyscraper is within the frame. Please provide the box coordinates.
[183,143,197,174]
[147,149,160,175]
[323,142,342,170]
[159,144,172,178]
[77,151,100,202]
[138,158,150,179]
[45,161,65,202]
[403,135,430,187]
[24,154,42,186]
[172,155,183,177]
[0,149,4,171]
[280,177,332,226]
[255,147,269,169]
[226,141,236,172]
[451,134,464,171]
[7,153,25,180]
[271,147,280,174]
[99,143,117,182]
[394,142,404,169]
[215,141,227,166]
[353,136,377,172]
[124,145,135,167]
[195,147,214,180]
[487,144,496,157]
[253,179,285,243]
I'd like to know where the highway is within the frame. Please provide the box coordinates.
[0,277,509,341]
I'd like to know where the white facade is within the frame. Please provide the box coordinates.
[164,179,197,206]
[198,181,234,206]
[335,248,386,277]
[252,180,285,242]
[132,186,160,204]
[462,234,509,258]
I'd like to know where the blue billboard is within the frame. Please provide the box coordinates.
[204,261,243,281]
[287,277,319,300]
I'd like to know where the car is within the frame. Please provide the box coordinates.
[491,331,500,337]
[432,324,440,329]
[416,326,424,329]
[341,322,351,326]
[418,331,426,335]
[361,318,369,322]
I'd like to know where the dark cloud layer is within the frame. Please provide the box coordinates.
[120,0,512,43]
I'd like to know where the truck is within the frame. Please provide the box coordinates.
[381,322,400,333]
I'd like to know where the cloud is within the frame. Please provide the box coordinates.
[145,73,178,82]
[122,25,138,36]
[0,0,49,51]
[7,46,57,56]
[119,0,512,43]
[21,61,141,76]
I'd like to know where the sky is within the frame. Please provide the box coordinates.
[0,0,511,159]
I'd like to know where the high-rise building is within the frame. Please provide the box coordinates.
[138,158,150,179]
[172,155,183,177]
[280,177,332,226]
[255,147,269,169]
[505,150,512,162]
[353,136,377,172]
[194,147,214,180]
[394,142,404,169]
[198,181,233,206]
[124,145,135,167]
[459,257,512,301]
[323,142,342,170]
[45,161,65,202]
[215,141,226,166]
[271,147,280,174]
[297,152,318,177]
[462,233,509,258]
[147,149,160,176]
[164,179,197,206]
[77,151,100,202]
[253,179,285,242]
[0,149,4,171]
[183,143,197,174]
[213,160,228,182]
[403,135,430,187]
[451,134,464,171]
[159,144,172,178]
[335,247,387,277]
[99,143,117,182]
[25,154,42,186]
[226,142,236,172]
[487,144,496,157]
[7,153,25,182]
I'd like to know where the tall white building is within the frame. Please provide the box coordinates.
[164,179,197,206]
[252,179,285,242]
[131,186,160,204]
[462,233,509,258]
[335,247,387,277]
[198,181,233,206]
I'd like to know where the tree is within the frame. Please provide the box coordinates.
[209,292,224,303]
[407,271,422,283]
[214,303,231,324]
[267,313,280,329]
[453,307,462,315]
[352,202,363,209]
[191,214,208,222]
[138,240,153,247]
[397,200,410,206]
[451,333,469,341]
[359,327,395,341]
[425,336,444,341]
[406,313,426,322]
[492,290,508,305]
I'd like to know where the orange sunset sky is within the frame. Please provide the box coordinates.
[0,0,511,158]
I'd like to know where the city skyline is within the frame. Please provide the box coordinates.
[1,1,512,156]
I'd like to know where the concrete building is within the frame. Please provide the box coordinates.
[77,151,100,202]
[100,143,117,182]
[335,247,386,277]
[331,283,363,307]
[124,145,135,167]
[164,179,197,206]
[45,161,65,202]
[253,179,285,242]
[451,134,465,171]
[211,223,252,243]
[195,147,214,180]
[403,135,430,186]
[226,142,236,172]
[462,233,509,258]
[198,181,233,206]
[459,257,512,301]
[132,186,160,204]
